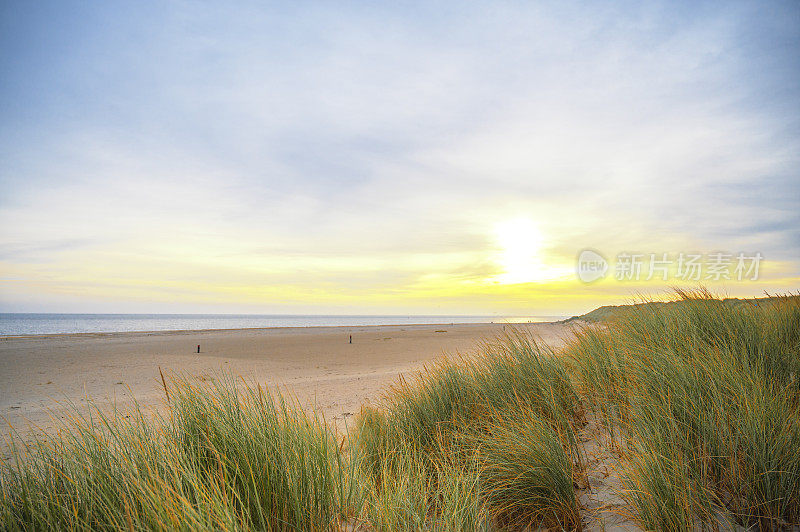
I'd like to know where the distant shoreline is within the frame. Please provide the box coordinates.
[0,319,563,341]
[0,313,567,338]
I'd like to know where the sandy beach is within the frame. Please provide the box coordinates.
[0,321,577,441]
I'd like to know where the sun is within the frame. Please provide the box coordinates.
[493,217,546,284]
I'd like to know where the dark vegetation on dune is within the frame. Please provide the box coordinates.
[2,291,798,530]
[563,293,797,323]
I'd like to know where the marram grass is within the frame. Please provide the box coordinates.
[3,291,798,531]
[352,333,585,530]
[2,334,586,531]
[1,375,356,531]
[569,290,800,530]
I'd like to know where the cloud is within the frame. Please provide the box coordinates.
[0,0,798,312]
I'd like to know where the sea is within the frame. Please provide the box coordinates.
[0,314,567,337]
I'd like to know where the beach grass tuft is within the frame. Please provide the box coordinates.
[1,375,355,531]
[352,333,585,530]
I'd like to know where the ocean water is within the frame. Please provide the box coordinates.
[0,314,566,336]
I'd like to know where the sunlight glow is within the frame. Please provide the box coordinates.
[493,217,547,284]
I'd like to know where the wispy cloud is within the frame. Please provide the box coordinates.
[1,0,798,312]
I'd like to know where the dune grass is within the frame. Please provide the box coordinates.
[2,291,797,530]
[1,334,584,531]
[568,290,800,530]
[1,375,356,531]
[352,334,585,530]
[357,442,489,531]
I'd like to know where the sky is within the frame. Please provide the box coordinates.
[0,0,798,315]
